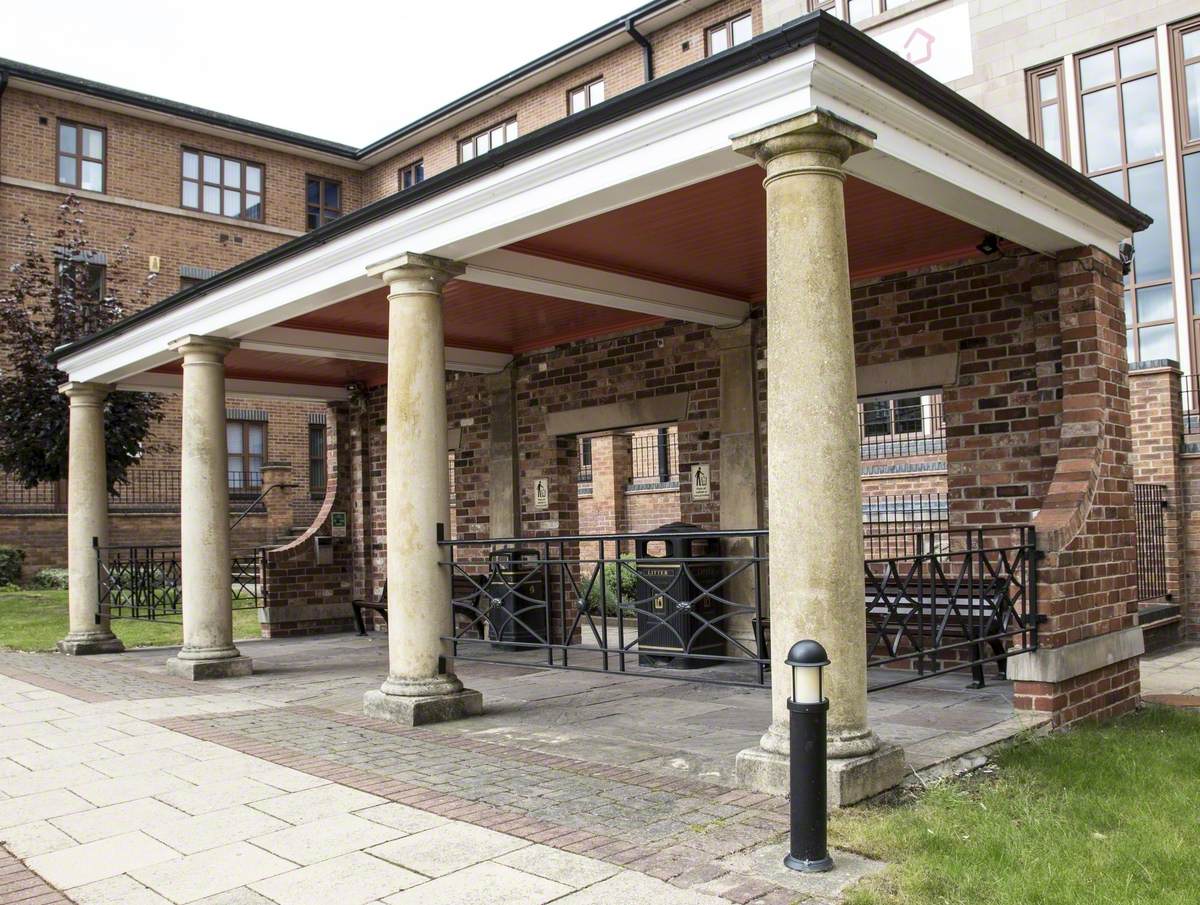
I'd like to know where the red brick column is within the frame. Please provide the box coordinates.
[259,462,295,539]
[1129,363,1185,611]
[1012,247,1141,725]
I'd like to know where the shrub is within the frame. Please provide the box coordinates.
[0,547,24,586]
[29,568,69,590]
[584,554,639,617]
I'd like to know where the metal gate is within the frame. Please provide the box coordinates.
[1134,483,1169,602]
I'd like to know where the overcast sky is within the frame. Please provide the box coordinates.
[1,0,641,146]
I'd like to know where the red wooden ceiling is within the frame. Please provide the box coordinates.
[220,168,985,386]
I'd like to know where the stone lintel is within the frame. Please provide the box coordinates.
[545,392,690,437]
[856,352,960,398]
[363,688,483,726]
[734,742,905,807]
[731,107,876,158]
[165,655,254,680]
[1008,626,1144,684]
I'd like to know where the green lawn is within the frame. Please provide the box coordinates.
[832,706,1200,905]
[0,589,262,651]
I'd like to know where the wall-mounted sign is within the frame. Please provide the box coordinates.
[533,478,550,511]
[330,511,347,538]
[690,464,711,501]
[874,4,973,85]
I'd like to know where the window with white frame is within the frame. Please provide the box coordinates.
[458,119,518,163]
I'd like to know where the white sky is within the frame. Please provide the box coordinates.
[0,0,641,147]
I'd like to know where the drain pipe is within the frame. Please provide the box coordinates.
[626,16,653,83]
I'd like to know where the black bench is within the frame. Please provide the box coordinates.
[353,577,482,635]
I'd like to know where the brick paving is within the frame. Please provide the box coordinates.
[0,844,73,904]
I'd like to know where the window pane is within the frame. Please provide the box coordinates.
[57,155,76,185]
[228,457,242,484]
[223,159,241,188]
[182,181,199,208]
[1038,73,1058,103]
[459,140,474,162]
[731,15,753,45]
[709,27,729,53]
[247,426,264,455]
[81,128,103,159]
[223,189,241,217]
[1185,30,1200,60]
[1127,329,1136,363]
[227,425,243,453]
[245,194,261,219]
[307,209,320,231]
[58,123,76,154]
[1124,289,1135,323]
[894,397,923,433]
[1137,283,1174,321]
[81,161,103,191]
[1138,323,1177,360]
[1092,170,1124,196]
[490,126,505,147]
[1184,154,1200,272]
[1121,75,1163,161]
[182,151,199,180]
[306,179,320,205]
[505,121,518,142]
[1187,62,1200,141]
[477,132,490,154]
[847,0,870,22]
[570,89,586,114]
[309,429,325,457]
[1079,51,1115,89]
[1041,103,1062,158]
[415,161,424,181]
[863,400,889,436]
[1118,37,1155,77]
[323,181,339,209]
[245,166,262,193]
[1082,87,1121,172]
[1128,161,1171,283]
[203,155,220,182]
[203,185,220,213]
[588,80,604,105]
[1193,278,1200,316]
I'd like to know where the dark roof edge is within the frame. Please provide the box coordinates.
[0,58,358,158]
[49,12,1149,365]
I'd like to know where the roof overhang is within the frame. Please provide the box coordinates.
[52,12,1146,389]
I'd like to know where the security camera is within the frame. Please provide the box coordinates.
[1119,241,1135,276]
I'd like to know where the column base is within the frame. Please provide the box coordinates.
[165,654,253,680]
[363,688,483,726]
[735,742,905,808]
[57,633,125,656]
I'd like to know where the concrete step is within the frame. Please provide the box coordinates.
[1139,601,1183,653]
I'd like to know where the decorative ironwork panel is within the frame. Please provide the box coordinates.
[1134,483,1169,601]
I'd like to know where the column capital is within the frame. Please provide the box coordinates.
[58,381,112,403]
[732,107,875,178]
[367,252,465,293]
[168,335,239,360]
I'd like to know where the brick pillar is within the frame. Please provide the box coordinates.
[347,392,376,604]
[1129,362,1185,615]
[588,433,631,535]
[259,462,295,539]
[486,370,520,539]
[1010,247,1141,726]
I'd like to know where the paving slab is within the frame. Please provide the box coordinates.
[50,797,189,844]
[366,822,529,877]
[493,843,620,887]
[129,841,298,903]
[381,861,572,905]
[68,874,173,905]
[250,851,424,905]
[25,830,179,889]
[249,783,386,824]
[249,812,404,865]
[144,805,290,855]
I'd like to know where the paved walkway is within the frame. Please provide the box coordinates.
[0,635,1044,904]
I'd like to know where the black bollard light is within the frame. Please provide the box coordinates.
[784,639,833,873]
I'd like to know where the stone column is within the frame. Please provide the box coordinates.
[486,370,520,539]
[166,336,253,680]
[363,253,482,725]
[731,110,903,805]
[58,382,124,655]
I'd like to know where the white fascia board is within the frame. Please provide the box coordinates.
[116,371,348,402]
[462,250,748,326]
[808,51,1131,255]
[239,326,511,373]
[59,40,1127,387]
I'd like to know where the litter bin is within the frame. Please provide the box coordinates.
[634,523,723,668]
[483,548,547,651]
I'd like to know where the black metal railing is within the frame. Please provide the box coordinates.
[859,396,946,460]
[94,541,265,624]
[630,431,679,483]
[862,493,948,559]
[0,474,64,513]
[108,469,181,511]
[1134,483,1169,601]
[2,467,265,514]
[1182,375,1200,435]
[864,527,1038,691]
[441,529,769,688]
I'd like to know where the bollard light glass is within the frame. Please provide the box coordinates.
[786,639,829,704]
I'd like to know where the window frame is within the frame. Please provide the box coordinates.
[457,119,518,164]
[806,0,836,11]
[1026,62,1068,161]
[180,147,265,222]
[305,175,342,231]
[1075,32,1177,364]
[1170,16,1200,374]
[400,159,425,191]
[705,12,753,57]
[56,257,106,306]
[567,76,605,115]
[226,419,267,493]
[308,423,327,495]
[56,119,106,194]
[858,392,932,439]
